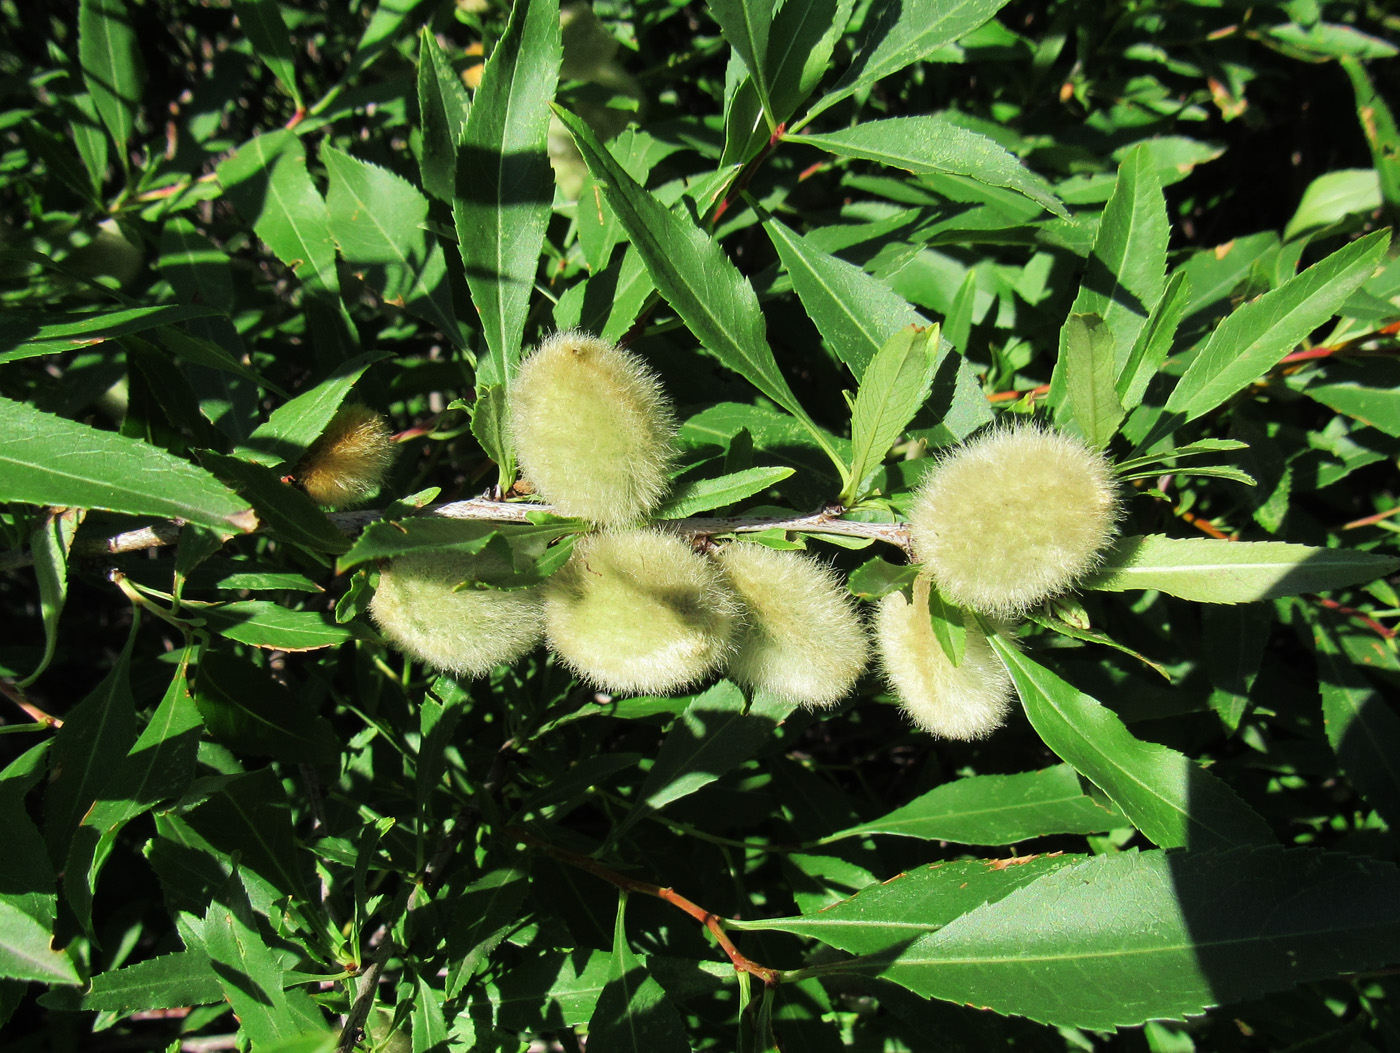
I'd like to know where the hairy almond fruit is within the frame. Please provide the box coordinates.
[907,421,1118,617]
[296,403,399,509]
[370,550,543,678]
[714,542,868,706]
[508,330,677,526]
[543,529,739,694]
[875,575,1014,740]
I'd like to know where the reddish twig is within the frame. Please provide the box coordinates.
[0,680,63,728]
[1312,596,1397,641]
[711,122,786,225]
[513,829,782,985]
[1178,511,1235,541]
[1278,319,1400,366]
[1341,506,1400,531]
[986,383,1050,404]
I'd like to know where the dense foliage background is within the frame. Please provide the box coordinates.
[2,0,1400,1050]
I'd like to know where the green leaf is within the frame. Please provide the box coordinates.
[872,847,1400,1029]
[1060,313,1123,448]
[1342,57,1400,215]
[846,556,919,601]
[416,28,470,203]
[554,104,845,479]
[217,130,340,297]
[80,948,225,1011]
[0,304,222,362]
[923,577,966,667]
[194,651,339,766]
[78,0,143,162]
[444,868,529,998]
[237,350,387,466]
[822,766,1123,845]
[200,452,351,555]
[805,0,1010,121]
[198,879,327,1046]
[1313,620,1400,830]
[1087,534,1400,604]
[199,601,359,652]
[1075,145,1168,378]
[586,896,691,1053]
[1284,169,1383,241]
[181,769,310,906]
[760,211,926,381]
[710,0,776,129]
[65,656,204,935]
[469,384,513,485]
[321,144,458,341]
[845,326,939,503]
[491,950,612,1030]
[0,742,56,928]
[456,0,561,388]
[412,973,450,1053]
[1303,359,1400,437]
[20,507,83,687]
[232,0,302,107]
[737,854,1083,956]
[0,898,81,985]
[1164,230,1388,423]
[336,517,499,573]
[990,639,1274,851]
[619,683,794,837]
[43,625,138,864]
[793,117,1065,217]
[1116,270,1190,409]
[654,466,795,518]
[0,398,254,532]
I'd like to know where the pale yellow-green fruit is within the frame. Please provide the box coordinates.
[875,575,1014,740]
[713,542,869,707]
[296,403,399,509]
[907,422,1118,618]
[369,550,543,678]
[509,331,677,527]
[543,529,740,694]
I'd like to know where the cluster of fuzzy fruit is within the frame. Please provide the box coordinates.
[368,330,1120,738]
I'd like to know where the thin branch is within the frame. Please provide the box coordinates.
[0,498,912,571]
[0,680,63,728]
[514,828,782,986]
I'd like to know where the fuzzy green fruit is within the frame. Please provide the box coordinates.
[714,542,869,706]
[543,529,740,694]
[370,550,543,677]
[508,330,677,527]
[907,422,1118,617]
[875,575,1014,740]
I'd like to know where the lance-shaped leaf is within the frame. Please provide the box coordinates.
[1087,534,1400,603]
[0,898,81,984]
[760,210,927,381]
[1165,230,1387,423]
[322,144,457,341]
[792,117,1065,218]
[654,466,795,518]
[21,507,83,687]
[586,896,690,1053]
[871,846,1400,1029]
[0,397,255,533]
[232,0,301,107]
[554,104,845,478]
[1060,313,1123,448]
[456,0,561,388]
[990,638,1274,851]
[79,0,143,161]
[731,853,1084,954]
[844,326,939,503]
[805,0,1009,121]
[76,948,224,1011]
[821,765,1124,846]
[236,350,387,466]
[1313,619,1400,830]
[417,27,470,203]
[618,683,794,838]
[1303,358,1400,437]
[710,0,777,127]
